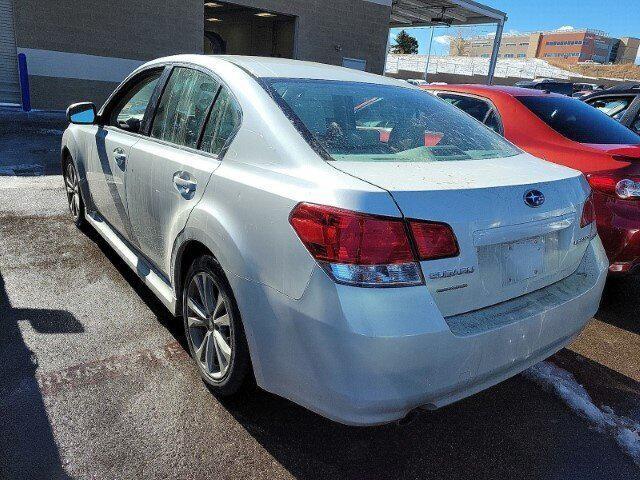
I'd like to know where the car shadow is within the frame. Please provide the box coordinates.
[595,275,640,335]
[0,273,82,480]
[93,129,138,242]
[81,224,187,349]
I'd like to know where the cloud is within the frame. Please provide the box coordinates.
[557,25,575,31]
[433,35,452,46]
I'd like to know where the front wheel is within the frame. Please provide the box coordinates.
[63,158,85,228]
[182,255,251,396]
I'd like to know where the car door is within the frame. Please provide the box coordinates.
[89,69,163,239]
[126,65,241,275]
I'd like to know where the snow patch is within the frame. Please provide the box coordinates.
[525,361,640,465]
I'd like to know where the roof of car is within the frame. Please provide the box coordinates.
[144,54,410,87]
[582,84,640,99]
[422,83,559,98]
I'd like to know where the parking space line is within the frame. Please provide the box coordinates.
[37,340,190,397]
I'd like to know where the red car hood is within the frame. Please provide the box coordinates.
[583,144,640,160]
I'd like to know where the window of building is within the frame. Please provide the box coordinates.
[504,54,515,58]
[517,53,526,58]
[519,42,529,46]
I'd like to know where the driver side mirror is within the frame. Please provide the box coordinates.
[67,102,97,125]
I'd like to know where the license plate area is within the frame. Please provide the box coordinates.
[501,236,545,286]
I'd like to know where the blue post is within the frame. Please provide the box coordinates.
[17,53,31,112]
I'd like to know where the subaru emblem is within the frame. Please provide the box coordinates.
[524,189,545,208]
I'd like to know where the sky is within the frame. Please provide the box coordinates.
[390,0,640,63]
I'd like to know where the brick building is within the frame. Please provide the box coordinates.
[457,28,639,65]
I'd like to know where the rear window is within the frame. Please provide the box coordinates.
[516,95,640,145]
[263,78,520,162]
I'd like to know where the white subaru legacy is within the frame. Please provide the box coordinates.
[61,55,608,426]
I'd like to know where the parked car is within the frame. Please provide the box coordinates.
[424,84,640,273]
[582,83,640,134]
[572,82,604,99]
[406,78,428,86]
[514,78,574,96]
[62,56,607,426]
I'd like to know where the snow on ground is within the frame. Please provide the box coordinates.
[524,361,640,465]
[386,54,581,80]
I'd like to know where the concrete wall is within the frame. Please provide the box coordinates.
[12,0,391,110]
[219,0,390,73]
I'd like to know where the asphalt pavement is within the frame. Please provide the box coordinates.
[1,109,639,479]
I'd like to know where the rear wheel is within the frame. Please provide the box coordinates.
[182,255,251,396]
[63,158,85,228]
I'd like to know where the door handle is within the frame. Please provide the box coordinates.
[173,171,197,199]
[113,148,127,169]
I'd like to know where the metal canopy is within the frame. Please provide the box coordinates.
[388,0,507,84]
[389,0,506,28]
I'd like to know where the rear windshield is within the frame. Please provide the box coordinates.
[516,95,640,145]
[263,78,520,162]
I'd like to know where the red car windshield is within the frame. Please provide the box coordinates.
[516,95,640,145]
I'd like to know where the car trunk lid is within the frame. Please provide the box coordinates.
[333,153,593,317]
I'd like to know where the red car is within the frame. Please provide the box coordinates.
[422,84,640,274]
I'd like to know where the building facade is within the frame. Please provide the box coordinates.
[614,37,640,65]
[456,29,639,65]
[463,32,541,59]
[1,0,392,109]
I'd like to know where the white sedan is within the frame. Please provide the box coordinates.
[61,55,608,426]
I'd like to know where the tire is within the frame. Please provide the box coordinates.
[63,157,86,228]
[182,255,251,396]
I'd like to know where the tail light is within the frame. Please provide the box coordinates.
[580,193,596,228]
[289,203,458,287]
[586,173,640,200]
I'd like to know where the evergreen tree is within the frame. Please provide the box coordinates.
[391,30,419,54]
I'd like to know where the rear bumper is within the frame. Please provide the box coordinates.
[234,237,608,426]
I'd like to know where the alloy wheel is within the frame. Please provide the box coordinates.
[64,162,81,221]
[186,272,233,380]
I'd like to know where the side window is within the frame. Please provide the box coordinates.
[631,112,640,134]
[587,96,633,120]
[439,93,502,134]
[151,67,220,149]
[438,93,491,123]
[200,86,242,156]
[109,71,162,132]
[484,110,502,134]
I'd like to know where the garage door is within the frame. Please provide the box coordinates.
[0,0,21,104]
